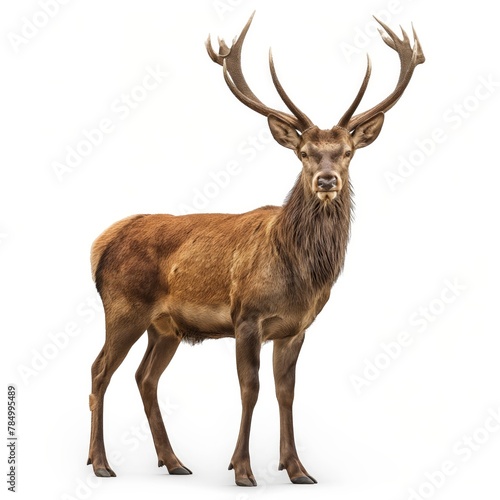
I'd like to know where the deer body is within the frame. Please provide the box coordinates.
[87,13,424,486]
[92,166,351,345]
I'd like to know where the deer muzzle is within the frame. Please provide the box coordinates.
[314,172,342,202]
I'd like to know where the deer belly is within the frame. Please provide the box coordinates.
[153,300,234,342]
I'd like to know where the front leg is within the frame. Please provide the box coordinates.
[273,333,317,484]
[229,317,261,487]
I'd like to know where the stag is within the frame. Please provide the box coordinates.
[87,13,424,486]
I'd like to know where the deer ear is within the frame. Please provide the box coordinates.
[351,112,385,149]
[268,114,301,150]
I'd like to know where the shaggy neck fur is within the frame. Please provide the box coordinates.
[273,173,353,292]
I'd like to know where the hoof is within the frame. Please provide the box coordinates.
[236,477,257,487]
[94,467,116,478]
[169,466,193,475]
[229,460,257,486]
[291,475,317,484]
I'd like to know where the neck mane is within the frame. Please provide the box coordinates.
[273,174,353,291]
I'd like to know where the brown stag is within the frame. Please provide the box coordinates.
[87,13,424,486]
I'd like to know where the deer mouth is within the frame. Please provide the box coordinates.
[316,190,339,202]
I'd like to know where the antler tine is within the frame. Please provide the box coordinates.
[377,18,424,84]
[220,59,299,128]
[206,36,229,63]
[336,54,372,129]
[411,23,425,64]
[206,12,307,131]
[345,17,425,131]
[269,50,314,131]
[206,12,262,104]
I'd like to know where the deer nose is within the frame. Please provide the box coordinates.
[316,173,339,191]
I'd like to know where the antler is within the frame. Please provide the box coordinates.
[207,14,424,134]
[338,17,425,131]
[206,12,314,132]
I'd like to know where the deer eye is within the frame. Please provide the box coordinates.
[300,151,308,158]
[345,150,352,158]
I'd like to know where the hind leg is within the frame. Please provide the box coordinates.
[135,325,191,475]
[87,315,147,477]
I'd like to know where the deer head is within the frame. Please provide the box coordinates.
[206,12,425,203]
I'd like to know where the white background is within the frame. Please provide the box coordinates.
[2,1,499,499]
